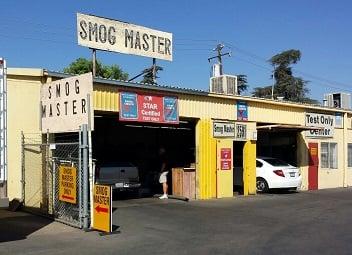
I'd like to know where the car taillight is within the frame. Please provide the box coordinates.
[273,170,285,177]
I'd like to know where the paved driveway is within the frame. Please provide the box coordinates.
[1,188,352,255]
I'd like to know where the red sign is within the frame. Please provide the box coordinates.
[120,92,178,124]
[220,148,232,170]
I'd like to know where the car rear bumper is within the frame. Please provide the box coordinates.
[269,176,302,189]
[113,182,141,190]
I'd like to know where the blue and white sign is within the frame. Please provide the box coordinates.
[163,97,178,123]
[237,101,248,121]
[120,92,138,119]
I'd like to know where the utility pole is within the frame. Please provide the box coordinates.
[152,58,156,84]
[271,65,275,99]
[208,43,231,75]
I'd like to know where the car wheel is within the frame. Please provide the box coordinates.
[256,178,269,193]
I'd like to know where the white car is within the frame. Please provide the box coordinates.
[256,157,302,192]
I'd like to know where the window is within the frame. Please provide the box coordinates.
[321,142,338,169]
[256,160,263,168]
[348,144,352,167]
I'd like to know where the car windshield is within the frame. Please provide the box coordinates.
[263,158,291,166]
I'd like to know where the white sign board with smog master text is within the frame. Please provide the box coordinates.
[77,13,173,61]
[41,73,93,133]
[305,113,334,138]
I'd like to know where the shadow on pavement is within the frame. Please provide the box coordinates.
[0,209,52,243]
[260,189,299,195]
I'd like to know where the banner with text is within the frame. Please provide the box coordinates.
[305,113,334,138]
[41,73,94,133]
[77,13,173,61]
[120,92,178,124]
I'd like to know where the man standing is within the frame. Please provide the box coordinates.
[158,148,169,199]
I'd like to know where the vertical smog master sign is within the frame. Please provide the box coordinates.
[77,13,173,61]
[41,73,94,133]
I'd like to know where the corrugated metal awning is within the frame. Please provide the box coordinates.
[256,124,322,131]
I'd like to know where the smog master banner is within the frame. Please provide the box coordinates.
[77,13,173,61]
[41,73,94,133]
[120,92,178,124]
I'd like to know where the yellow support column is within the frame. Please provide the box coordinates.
[243,140,256,196]
[196,119,217,199]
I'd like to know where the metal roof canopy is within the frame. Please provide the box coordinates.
[256,124,323,132]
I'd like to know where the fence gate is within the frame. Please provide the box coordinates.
[22,130,90,229]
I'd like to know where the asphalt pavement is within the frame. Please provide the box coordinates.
[1,188,352,255]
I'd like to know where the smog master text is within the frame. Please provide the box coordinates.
[77,13,172,61]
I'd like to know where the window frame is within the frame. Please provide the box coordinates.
[320,142,338,169]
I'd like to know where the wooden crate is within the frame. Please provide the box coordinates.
[172,167,196,199]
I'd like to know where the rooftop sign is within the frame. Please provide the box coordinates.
[77,13,173,61]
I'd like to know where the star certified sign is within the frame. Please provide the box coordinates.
[77,13,173,61]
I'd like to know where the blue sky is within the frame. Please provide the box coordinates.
[1,1,351,102]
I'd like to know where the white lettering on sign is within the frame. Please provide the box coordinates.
[305,113,334,138]
[41,73,93,133]
[77,13,173,61]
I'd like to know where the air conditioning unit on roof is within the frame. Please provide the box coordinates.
[210,75,238,95]
[324,92,351,109]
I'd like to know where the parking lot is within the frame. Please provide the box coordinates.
[1,188,352,255]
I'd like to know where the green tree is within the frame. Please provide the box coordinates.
[252,49,318,104]
[63,58,128,80]
[141,66,163,84]
[237,74,249,95]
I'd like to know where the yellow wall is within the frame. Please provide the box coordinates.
[7,71,43,199]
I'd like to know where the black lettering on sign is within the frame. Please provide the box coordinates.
[72,100,77,115]
[48,86,52,99]
[75,79,80,94]
[65,82,70,96]
[165,38,171,55]
[81,99,86,114]
[42,105,46,118]
[89,22,98,42]
[64,101,68,115]
[135,31,141,50]
[56,103,60,116]
[125,29,133,48]
[158,36,164,54]
[150,35,156,52]
[56,83,61,98]
[142,34,149,51]
[108,27,116,45]
[99,24,107,43]
[79,20,87,39]
[49,104,53,117]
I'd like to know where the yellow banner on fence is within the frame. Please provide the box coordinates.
[59,166,77,204]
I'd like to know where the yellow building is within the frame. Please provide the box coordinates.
[6,68,352,203]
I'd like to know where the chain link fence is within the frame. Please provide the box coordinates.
[22,132,89,229]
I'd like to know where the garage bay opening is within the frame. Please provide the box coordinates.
[92,114,196,200]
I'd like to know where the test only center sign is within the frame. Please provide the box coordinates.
[120,92,179,124]
[305,113,335,138]
[41,73,94,133]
